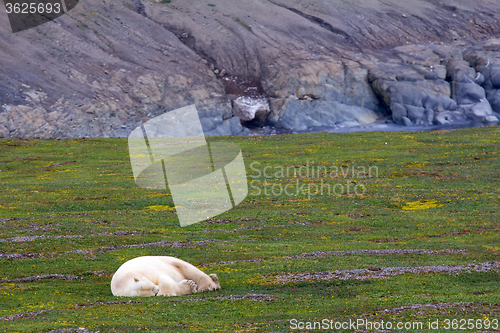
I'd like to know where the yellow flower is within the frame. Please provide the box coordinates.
[402,200,444,210]
[142,205,176,211]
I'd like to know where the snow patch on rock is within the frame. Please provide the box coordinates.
[232,97,270,122]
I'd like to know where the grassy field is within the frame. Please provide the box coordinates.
[0,126,499,332]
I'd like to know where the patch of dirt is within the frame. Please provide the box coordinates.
[0,217,32,225]
[426,226,499,238]
[47,329,99,333]
[283,212,307,216]
[369,227,499,243]
[86,220,116,226]
[199,258,266,267]
[369,238,403,243]
[282,249,467,260]
[0,310,47,321]
[468,291,494,295]
[294,221,317,225]
[18,223,60,233]
[43,214,92,219]
[0,230,146,243]
[274,262,500,283]
[203,226,261,233]
[84,270,112,277]
[200,249,467,266]
[0,252,41,259]
[379,302,473,315]
[166,294,277,303]
[72,300,141,308]
[348,214,369,219]
[0,239,221,259]
[41,161,77,169]
[67,239,219,254]
[10,157,38,161]
[0,274,83,283]
[204,218,264,225]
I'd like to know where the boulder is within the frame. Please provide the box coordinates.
[369,63,455,126]
[266,59,385,130]
[464,50,500,114]
[279,99,380,131]
[484,115,499,123]
[486,89,500,113]
[464,100,494,119]
[452,80,486,105]
[434,111,468,126]
[447,58,498,123]
[232,97,270,123]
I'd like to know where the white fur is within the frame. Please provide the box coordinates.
[111,256,220,297]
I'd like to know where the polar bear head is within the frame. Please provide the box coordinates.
[111,273,160,297]
[131,276,160,297]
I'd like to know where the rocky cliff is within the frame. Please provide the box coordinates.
[1,0,500,138]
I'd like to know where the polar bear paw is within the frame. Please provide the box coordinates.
[180,279,198,294]
[209,274,220,290]
[199,274,221,292]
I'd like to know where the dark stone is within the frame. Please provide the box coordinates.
[406,105,426,125]
[396,73,425,82]
[475,72,485,86]
[390,103,407,124]
[402,117,413,126]
[486,89,500,113]
[371,66,454,126]
[452,81,486,105]
[424,72,442,80]
[446,60,476,82]
[423,94,439,110]
[434,111,468,125]
[490,65,500,87]
[278,99,380,131]
[437,95,458,112]
[469,100,494,119]
[424,108,435,124]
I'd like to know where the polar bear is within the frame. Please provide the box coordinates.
[111,256,220,297]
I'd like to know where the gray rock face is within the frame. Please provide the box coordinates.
[279,99,380,131]
[266,59,386,130]
[1,0,500,138]
[0,0,244,138]
[464,45,500,124]
[368,44,500,127]
[446,57,498,123]
[369,56,456,127]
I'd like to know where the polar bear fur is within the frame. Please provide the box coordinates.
[111,256,220,297]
